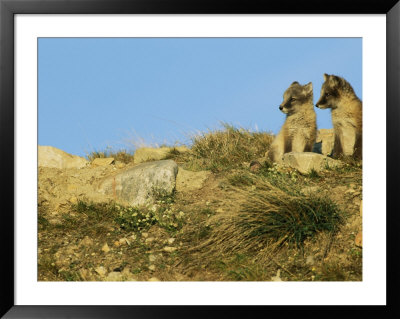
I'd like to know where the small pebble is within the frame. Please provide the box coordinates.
[119,238,131,246]
[306,256,315,265]
[101,243,110,253]
[95,266,107,277]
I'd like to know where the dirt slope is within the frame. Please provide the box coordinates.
[38,158,362,282]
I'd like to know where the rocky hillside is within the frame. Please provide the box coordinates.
[38,127,362,281]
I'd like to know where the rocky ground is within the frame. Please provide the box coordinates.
[38,130,362,282]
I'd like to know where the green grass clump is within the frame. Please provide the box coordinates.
[238,178,344,249]
[153,188,176,205]
[74,200,115,219]
[181,123,274,172]
[114,206,157,231]
[306,169,320,179]
[228,172,255,186]
[192,175,344,262]
[242,194,343,248]
[68,200,119,236]
[59,270,82,281]
[38,214,50,230]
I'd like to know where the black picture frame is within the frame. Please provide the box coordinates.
[1,0,399,318]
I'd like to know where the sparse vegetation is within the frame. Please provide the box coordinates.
[38,124,362,282]
[215,253,272,281]
[71,192,184,235]
[307,169,320,179]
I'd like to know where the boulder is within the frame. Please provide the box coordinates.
[38,146,88,169]
[282,152,342,174]
[134,146,189,164]
[316,129,334,156]
[91,157,115,167]
[175,168,211,192]
[97,160,178,206]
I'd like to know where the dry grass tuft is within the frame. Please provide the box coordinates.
[86,148,135,164]
[186,173,344,265]
[176,123,274,172]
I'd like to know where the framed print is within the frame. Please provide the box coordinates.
[1,0,399,318]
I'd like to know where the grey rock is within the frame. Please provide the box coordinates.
[97,160,178,207]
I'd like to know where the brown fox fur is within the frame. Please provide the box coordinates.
[316,74,362,159]
[267,81,317,162]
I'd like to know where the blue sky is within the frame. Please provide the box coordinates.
[38,38,362,157]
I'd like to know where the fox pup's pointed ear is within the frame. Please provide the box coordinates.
[291,81,299,85]
[323,73,329,81]
[330,75,340,86]
[305,82,313,93]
